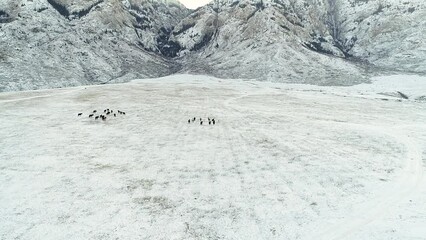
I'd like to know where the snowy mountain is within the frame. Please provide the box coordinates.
[0,0,189,91]
[170,0,363,85]
[335,0,426,73]
[0,0,425,91]
[170,0,426,84]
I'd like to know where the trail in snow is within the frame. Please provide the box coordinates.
[313,123,424,240]
[222,87,426,240]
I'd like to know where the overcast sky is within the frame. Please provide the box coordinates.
[178,0,212,9]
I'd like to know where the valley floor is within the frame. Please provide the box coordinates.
[1,74,426,240]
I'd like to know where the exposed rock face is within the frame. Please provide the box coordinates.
[0,0,188,91]
[46,0,105,19]
[0,0,21,23]
[0,0,425,91]
[169,0,426,84]
[122,0,190,56]
[170,0,364,85]
[334,0,426,73]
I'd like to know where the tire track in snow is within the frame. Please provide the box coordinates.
[313,122,424,240]
[223,93,304,238]
[219,106,267,236]
[224,91,424,239]
[182,93,246,239]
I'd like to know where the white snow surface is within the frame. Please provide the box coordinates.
[1,74,426,239]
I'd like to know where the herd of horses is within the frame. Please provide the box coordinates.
[78,110,217,125]
[188,117,216,125]
[77,109,126,121]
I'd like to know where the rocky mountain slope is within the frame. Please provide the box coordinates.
[0,0,188,91]
[335,0,426,73]
[0,0,425,91]
[170,0,426,84]
[170,0,363,85]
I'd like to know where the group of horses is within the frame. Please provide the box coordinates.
[188,117,216,125]
[78,109,126,121]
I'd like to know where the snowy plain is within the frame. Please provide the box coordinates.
[1,74,426,240]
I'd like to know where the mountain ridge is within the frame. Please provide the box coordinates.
[0,0,425,91]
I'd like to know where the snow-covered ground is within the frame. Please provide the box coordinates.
[1,74,426,240]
